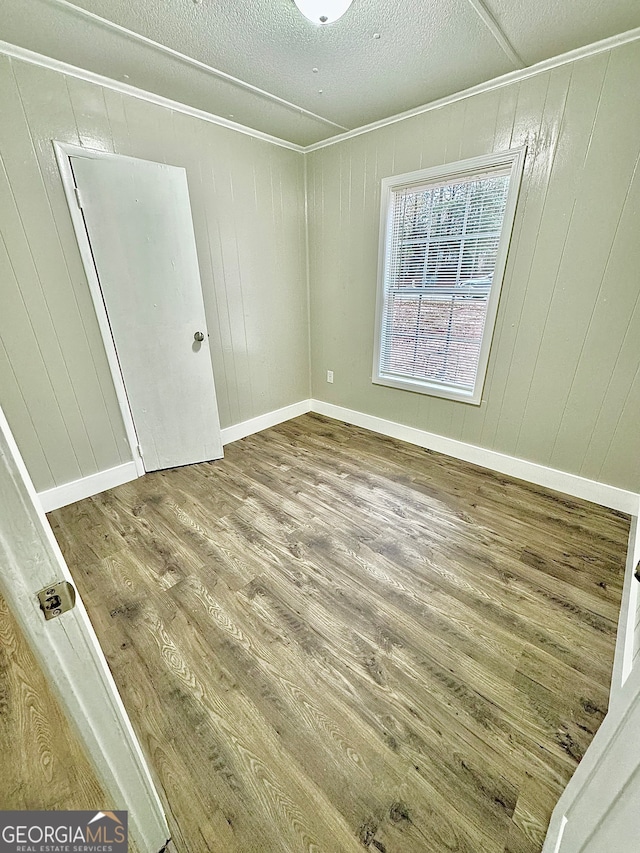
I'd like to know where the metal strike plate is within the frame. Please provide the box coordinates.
[37,581,76,620]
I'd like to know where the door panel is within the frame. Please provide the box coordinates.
[71,154,222,471]
[543,522,640,853]
[0,404,168,850]
[553,679,640,852]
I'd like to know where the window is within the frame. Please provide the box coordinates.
[373,148,525,404]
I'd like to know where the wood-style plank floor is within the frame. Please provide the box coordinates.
[0,592,108,811]
[48,414,630,853]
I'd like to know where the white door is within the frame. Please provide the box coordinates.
[0,404,169,851]
[70,152,222,472]
[543,524,640,853]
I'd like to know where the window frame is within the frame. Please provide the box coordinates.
[372,147,526,405]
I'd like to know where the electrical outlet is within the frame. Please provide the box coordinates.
[326,370,334,383]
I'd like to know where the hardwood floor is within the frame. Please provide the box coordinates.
[0,592,108,811]
[48,414,629,853]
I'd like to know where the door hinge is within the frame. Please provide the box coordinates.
[74,186,84,209]
[137,444,144,459]
[37,581,76,620]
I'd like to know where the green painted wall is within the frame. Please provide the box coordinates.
[307,41,640,492]
[2,39,639,496]
[0,56,309,492]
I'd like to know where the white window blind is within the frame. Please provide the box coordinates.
[373,150,525,404]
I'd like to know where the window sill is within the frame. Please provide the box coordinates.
[372,373,482,405]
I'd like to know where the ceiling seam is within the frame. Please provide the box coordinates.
[41,0,349,131]
[464,0,526,68]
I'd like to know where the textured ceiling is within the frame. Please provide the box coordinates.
[1,0,639,146]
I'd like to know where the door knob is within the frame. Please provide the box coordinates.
[194,331,205,342]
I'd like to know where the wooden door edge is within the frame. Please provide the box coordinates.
[0,404,169,851]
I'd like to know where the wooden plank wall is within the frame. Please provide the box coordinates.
[307,40,640,493]
[2,40,639,498]
[0,56,308,493]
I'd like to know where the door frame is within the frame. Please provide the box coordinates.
[610,512,640,699]
[54,141,152,479]
[0,403,169,850]
[542,512,640,852]
[542,645,640,852]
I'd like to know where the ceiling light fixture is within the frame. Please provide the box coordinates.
[293,0,353,25]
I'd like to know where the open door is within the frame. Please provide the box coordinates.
[0,404,169,851]
[55,143,223,473]
[543,520,640,852]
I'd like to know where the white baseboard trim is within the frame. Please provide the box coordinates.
[220,400,312,446]
[38,461,140,513]
[310,400,640,515]
[36,401,314,512]
[38,399,640,517]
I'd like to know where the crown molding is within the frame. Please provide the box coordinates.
[304,25,640,153]
[1,25,639,155]
[0,40,306,153]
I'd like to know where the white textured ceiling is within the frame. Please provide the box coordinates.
[1,0,639,146]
